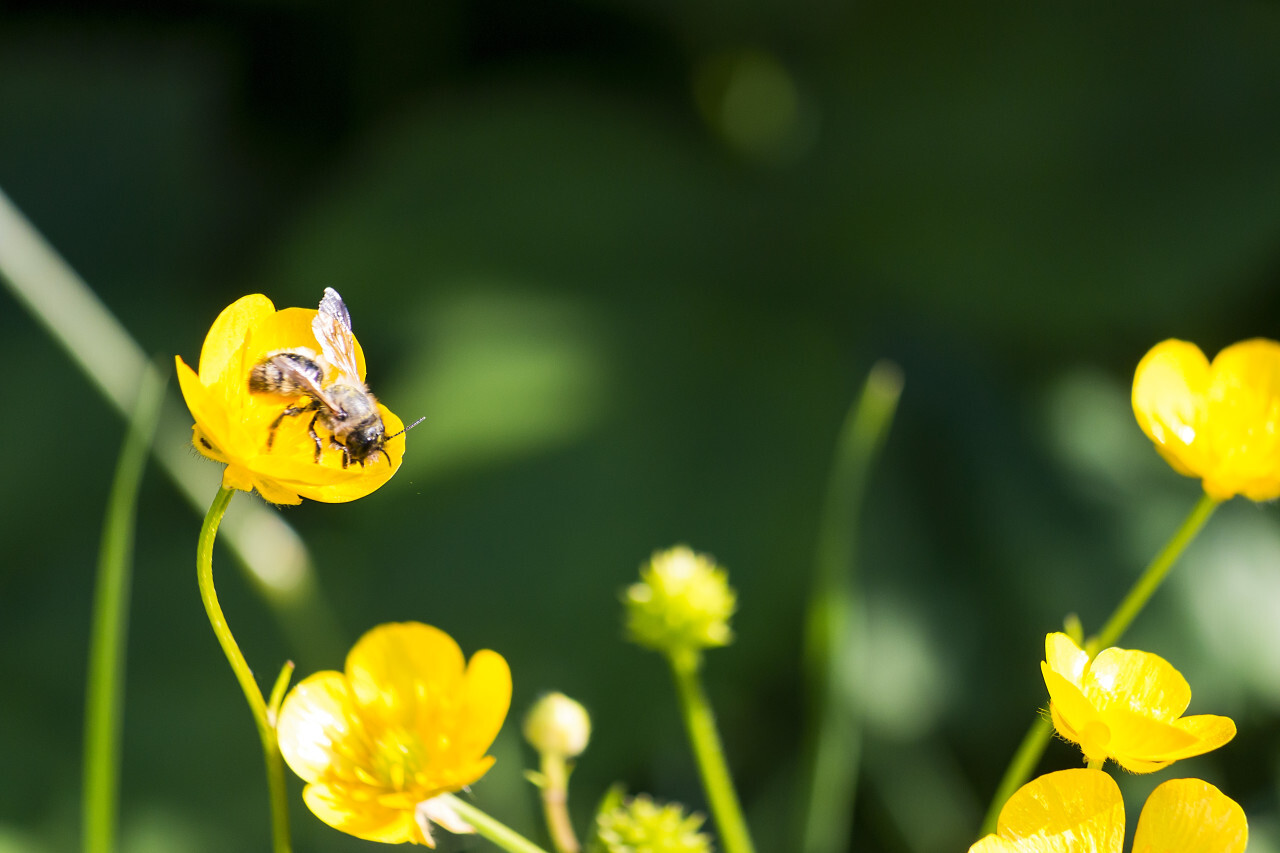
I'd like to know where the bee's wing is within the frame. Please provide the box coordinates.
[267,354,343,411]
[313,287,363,383]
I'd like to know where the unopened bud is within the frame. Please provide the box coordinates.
[523,692,592,758]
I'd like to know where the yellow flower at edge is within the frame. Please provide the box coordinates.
[970,768,1246,853]
[276,622,512,846]
[1041,632,1235,773]
[175,293,407,505]
[1133,337,1280,501]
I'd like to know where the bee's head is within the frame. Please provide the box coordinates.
[348,416,425,467]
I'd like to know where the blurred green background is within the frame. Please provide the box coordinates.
[4,1,1280,851]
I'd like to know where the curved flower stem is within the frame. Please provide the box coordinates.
[1087,492,1219,654]
[82,362,166,853]
[979,491,1220,837]
[197,486,292,853]
[440,795,552,853]
[668,651,757,853]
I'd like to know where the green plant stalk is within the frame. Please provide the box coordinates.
[1087,492,1219,654]
[669,651,756,853]
[441,795,552,853]
[979,491,1221,836]
[537,752,580,853]
[197,486,292,853]
[799,361,903,853]
[978,715,1053,836]
[82,362,166,853]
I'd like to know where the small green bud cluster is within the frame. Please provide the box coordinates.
[596,795,713,853]
[624,546,736,658]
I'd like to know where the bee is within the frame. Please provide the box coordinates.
[249,288,403,468]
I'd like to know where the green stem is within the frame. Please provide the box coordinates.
[1087,492,1219,654]
[668,652,756,853]
[800,361,903,853]
[82,363,166,853]
[197,486,292,853]
[538,753,580,853]
[978,491,1220,837]
[441,795,552,853]
[978,716,1053,836]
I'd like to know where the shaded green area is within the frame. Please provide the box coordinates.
[3,2,1280,851]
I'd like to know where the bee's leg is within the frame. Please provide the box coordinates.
[327,436,351,468]
[266,402,312,451]
[306,412,325,462]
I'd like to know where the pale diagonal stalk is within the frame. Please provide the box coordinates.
[799,361,903,853]
[441,795,553,853]
[979,490,1221,836]
[197,486,292,853]
[0,185,344,664]
[668,650,756,853]
[82,362,166,853]
[537,753,580,853]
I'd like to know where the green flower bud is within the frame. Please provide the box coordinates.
[624,546,736,658]
[523,691,592,758]
[596,795,713,853]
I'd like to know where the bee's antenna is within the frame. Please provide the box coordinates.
[387,416,426,440]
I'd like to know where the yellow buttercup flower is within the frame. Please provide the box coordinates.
[1133,338,1280,501]
[275,622,512,846]
[1041,633,1235,773]
[970,768,1246,853]
[175,292,407,505]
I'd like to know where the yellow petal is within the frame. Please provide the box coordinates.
[995,768,1125,853]
[175,356,231,461]
[1100,708,1199,772]
[1167,714,1236,758]
[1042,666,1101,754]
[1044,633,1090,687]
[457,649,513,756]
[1132,339,1210,479]
[346,623,467,726]
[276,671,358,784]
[245,471,304,506]
[1132,778,1247,853]
[303,783,425,845]
[198,294,275,386]
[1203,339,1280,501]
[1083,647,1191,721]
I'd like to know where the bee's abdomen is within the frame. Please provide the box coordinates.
[249,352,325,395]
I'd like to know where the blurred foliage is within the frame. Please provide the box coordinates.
[3,1,1280,851]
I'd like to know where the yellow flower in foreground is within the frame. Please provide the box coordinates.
[175,292,407,504]
[1133,337,1280,501]
[276,622,512,846]
[970,768,1246,853]
[1041,633,1235,773]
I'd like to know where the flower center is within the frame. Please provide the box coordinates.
[369,727,430,793]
